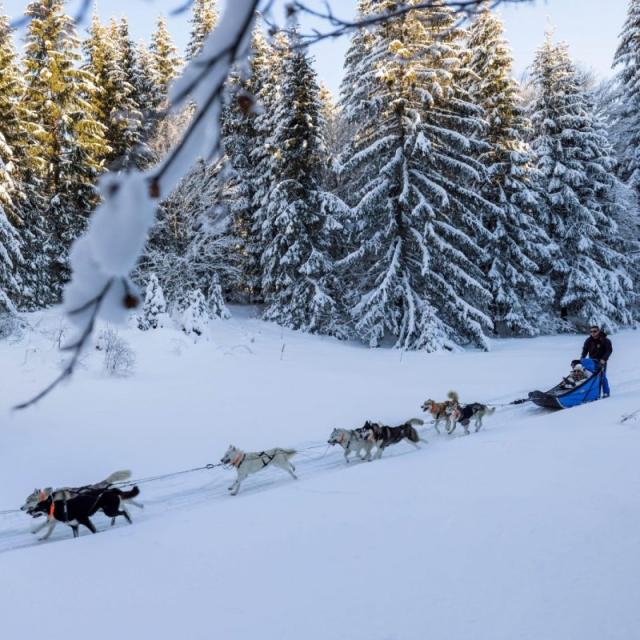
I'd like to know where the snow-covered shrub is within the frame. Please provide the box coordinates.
[138,273,168,330]
[98,326,135,376]
[208,274,231,319]
[0,312,22,340]
[181,289,209,338]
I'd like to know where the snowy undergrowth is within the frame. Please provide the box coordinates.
[0,309,639,640]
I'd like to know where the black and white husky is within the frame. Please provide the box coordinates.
[361,418,426,459]
[328,427,375,463]
[26,486,141,540]
[221,445,297,495]
[21,470,143,540]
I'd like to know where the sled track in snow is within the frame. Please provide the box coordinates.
[0,401,560,555]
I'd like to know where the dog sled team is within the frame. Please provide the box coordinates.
[20,391,494,540]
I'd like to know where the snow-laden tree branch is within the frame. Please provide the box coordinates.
[284,0,532,45]
[14,0,530,409]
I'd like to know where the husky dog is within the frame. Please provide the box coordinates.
[221,445,297,496]
[449,403,495,435]
[27,486,141,540]
[21,470,143,540]
[422,391,459,434]
[20,470,134,516]
[328,427,375,463]
[361,418,425,459]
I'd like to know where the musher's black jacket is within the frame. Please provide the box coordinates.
[581,333,613,362]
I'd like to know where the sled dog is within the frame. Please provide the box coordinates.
[20,470,134,515]
[21,470,143,540]
[221,445,297,495]
[361,418,426,459]
[26,486,141,540]
[449,403,495,435]
[328,427,376,463]
[422,391,459,434]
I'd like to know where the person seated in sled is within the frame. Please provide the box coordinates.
[560,361,592,389]
[577,325,612,397]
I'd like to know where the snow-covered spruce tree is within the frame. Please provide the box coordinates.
[23,0,109,302]
[613,0,640,198]
[181,289,209,338]
[150,16,182,101]
[260,31,349,338]
[222,29,273,302]
[0,11,27,225]
[137,158,238,310]
[467,6,554,336]
[186,0,219,61]
[0,187,23,314]
[84,16,144,169]
[114,18,154,169]
[138,273,168,330]
[318,83,343,192]
[147,20,190,161]
[530,36,634,330]
[208,273,231,319]
[339,0,494,350]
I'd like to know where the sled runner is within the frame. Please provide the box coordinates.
[529,366,605,410]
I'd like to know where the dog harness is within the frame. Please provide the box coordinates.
[231,452,246,467]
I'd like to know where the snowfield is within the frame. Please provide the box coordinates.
[1,309,639,640]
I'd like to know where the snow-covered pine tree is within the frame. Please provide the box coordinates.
[339,0,494,350]
[181,289,209,338]
[467,5,554,336]
[114,18,154,169]
[137,158,238,309]
[613,0,640,198]
[0,10,27,225]
[147,20,190,161]
[260,30,349,338]
[186,0,218,61]
[318,83,343,191]
[23,0,109,302]
[249,31,289,298]
[150,16,182,101]
[0,209,22,315]
[84,15,142,169]
[530,36,634,330]
[0,141,23,313]
[208,273,231,319]
[133,40,164,164]
[222,29,273,302]
[138,273,168,330]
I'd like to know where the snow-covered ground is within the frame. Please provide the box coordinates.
[1,309,639,640]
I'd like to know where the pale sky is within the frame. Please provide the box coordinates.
[2,0,631,95]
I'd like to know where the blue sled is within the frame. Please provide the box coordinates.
[529,366,604,410]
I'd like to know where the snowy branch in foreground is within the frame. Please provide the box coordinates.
[283,0,533,45]
[14,0,531,409]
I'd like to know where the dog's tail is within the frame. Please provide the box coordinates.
[406,418,424,427]
[102,470,132,485]
[279,448,297,458]
[405,425,422,443]
[118,486,140,500]
[447,390,459,404]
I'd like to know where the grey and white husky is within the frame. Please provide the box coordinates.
[220,445,297,496]
[328,427,376,463]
